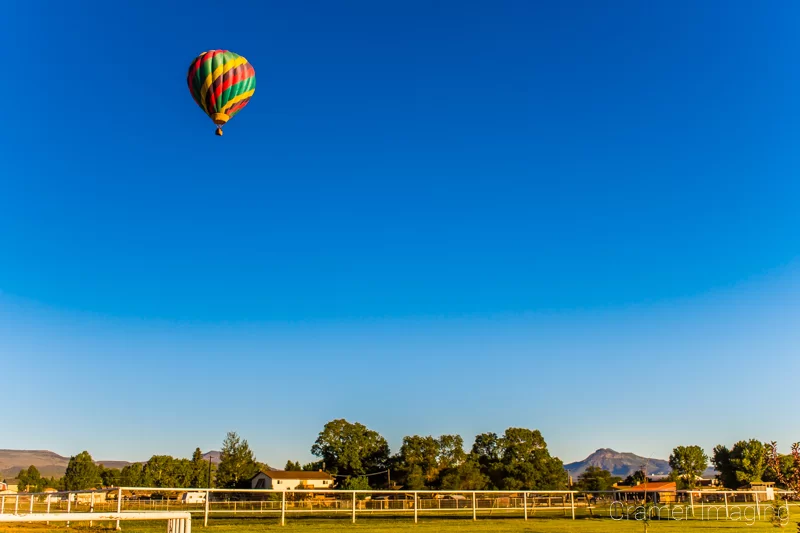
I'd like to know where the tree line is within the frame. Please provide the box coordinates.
[9,423,800,493]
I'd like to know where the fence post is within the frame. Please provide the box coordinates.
[523,492,527,520]
[47,494,51,525]
[15,494,19,513]
[724,491,729,518]
[352,491,356,523]
[414,492,418,524]
[90,492,95,527]
[203,490,209,527]
[570,491,575,520]
[116,488,122,530]
[472,492,477,521]
[689,491,694,518]
[67,493,71,528]
[30,493,35,513]
[1,495,4,514]
[755,491,760,516]
[281,490,286,526]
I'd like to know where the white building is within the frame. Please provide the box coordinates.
[250,470,334,491]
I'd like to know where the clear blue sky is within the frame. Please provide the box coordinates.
[1,1,799,466]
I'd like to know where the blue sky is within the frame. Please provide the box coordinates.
[1,1,798,466]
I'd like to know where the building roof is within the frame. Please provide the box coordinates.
[617,481,677,493]
[254,470,332,481]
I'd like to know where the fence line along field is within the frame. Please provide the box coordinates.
[0,487,796,531]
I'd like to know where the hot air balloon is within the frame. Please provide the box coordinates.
[187,50,256,136]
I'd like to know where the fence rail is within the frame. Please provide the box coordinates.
[0,487,795,527]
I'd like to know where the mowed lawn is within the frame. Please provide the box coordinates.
[1,515,799,533]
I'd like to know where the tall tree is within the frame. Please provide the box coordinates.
[669,445,708,488]
[189,448,213,488]
[711,445,737,488]
[216,431,259,488]
[469,428,566,490]
[63,451,101,490]
[311,419,390,483]
[729,440,768,484]
[712,440,768,487]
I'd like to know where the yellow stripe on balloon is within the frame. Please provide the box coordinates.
[220,89,255,114]
[199,56,249,114]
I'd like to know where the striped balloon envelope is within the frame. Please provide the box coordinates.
[187,50,256,136]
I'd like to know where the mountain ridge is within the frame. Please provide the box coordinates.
[564,448,717,479]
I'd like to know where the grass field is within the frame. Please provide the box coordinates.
[1,514,799,533]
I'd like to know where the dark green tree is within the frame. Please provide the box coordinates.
[189,448,213,488]
[63,451,101,490]
[119,463,145,486]
[216,431,259,488]
[285,460,303,471]
[577,466,621,491]
[713,440,768,487]
[17,466,44,493]
[729,440,768,484]
[711,445,737,488]
[469,428,566,490]
[668,445,708,488]
[311,419,390,483]
[623,470,649,486]
[439,457,489,490]
[98,465,121,487]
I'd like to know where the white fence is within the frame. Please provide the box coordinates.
[0,487,795,527]
[0,512,191,532]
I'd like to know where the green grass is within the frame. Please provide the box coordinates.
[1,514,798,533]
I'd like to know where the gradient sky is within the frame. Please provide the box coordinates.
[1,1,798,467]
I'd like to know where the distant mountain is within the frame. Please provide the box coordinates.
[202,451,221,464]
[565,448,718,480]
[0,449,218,480]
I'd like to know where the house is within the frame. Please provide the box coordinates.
[615,481,678,503]
[250,470,334,491]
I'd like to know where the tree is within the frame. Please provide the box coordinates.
[189,448,213,488]
[285,461,303,471]
[63,451,101,490]
[120,463,145,486]
[668,445,708,488]
[712,440,768,487]
[766,441,800,492]
[729,440,767,484]
[623,470,648,486]
[17,466,44,493]
[395,435,441,488]
[577,466,621,491]
[216,431,259,488]
[99,465,121,487]
[470,428,567,490]
[439,457,489,490]
[311,419,390,483]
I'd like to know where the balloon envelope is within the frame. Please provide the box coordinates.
[187,50,256,134]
